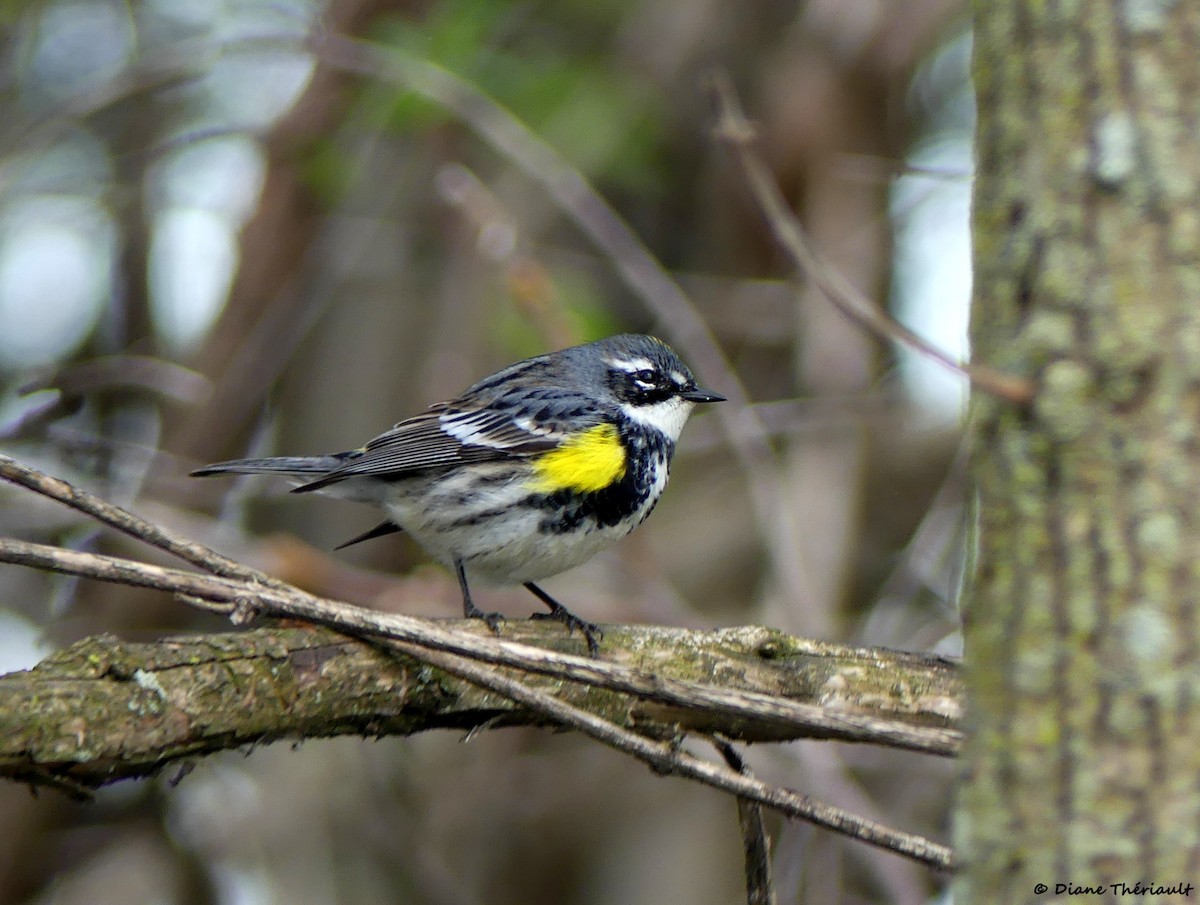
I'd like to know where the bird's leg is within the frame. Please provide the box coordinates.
[524,582,602,656]
[455,559,503,633]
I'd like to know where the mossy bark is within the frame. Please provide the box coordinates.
[0,623,960,794]
[964,1,1200,897]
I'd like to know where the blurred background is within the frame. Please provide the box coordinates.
[0,1,971,902]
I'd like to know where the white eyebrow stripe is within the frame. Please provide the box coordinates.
[669,370,686,384]
[608,357,655,372]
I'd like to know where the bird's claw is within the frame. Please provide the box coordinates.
[530,607,603,656]
[464,603,505,634]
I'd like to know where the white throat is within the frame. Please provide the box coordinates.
[619,397,694,442]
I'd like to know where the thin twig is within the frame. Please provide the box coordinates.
[716,739,778,905]
[388,640,954,871]
[0,455,278,586]
[0,538,953,867]
[0,537,960,756]
[0,458,957,866]
[0,460,961,757]
[709,73,1035,406]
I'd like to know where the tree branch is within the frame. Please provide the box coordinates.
[387,635,955,870]
[0,621,956,869]
[0,538,962,756]
[716,740,777,905]
[0,455,958,869]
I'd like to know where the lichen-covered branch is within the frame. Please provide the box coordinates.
[0,621,960,795]
[0,454,958,869]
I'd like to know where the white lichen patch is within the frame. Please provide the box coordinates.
[1090,112,1137,189]
[1114,602,1177,694]
[1122,0,1178,33]
[133,668,168,700]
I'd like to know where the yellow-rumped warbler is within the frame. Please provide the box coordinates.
[192,334,724,653]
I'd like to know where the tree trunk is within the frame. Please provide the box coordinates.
[963,1,1200,898]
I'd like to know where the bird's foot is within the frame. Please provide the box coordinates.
[463,601,505,634]
[530,602,603,656]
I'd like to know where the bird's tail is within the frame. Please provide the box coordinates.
[190,454,351,479]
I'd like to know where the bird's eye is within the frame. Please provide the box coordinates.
[632,369,657,385]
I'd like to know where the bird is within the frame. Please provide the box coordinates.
[191,334,725,653]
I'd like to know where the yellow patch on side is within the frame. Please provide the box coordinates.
[528,424,626,494]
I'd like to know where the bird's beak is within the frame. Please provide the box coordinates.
[682,387,726,403]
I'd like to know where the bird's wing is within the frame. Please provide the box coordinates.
[293,393,600,493]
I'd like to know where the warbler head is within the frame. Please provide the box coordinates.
[572,334,725,441]
[450,333,725,448]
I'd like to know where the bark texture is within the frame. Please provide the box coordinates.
[0,623,961,794]
[964,1,1200,898]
